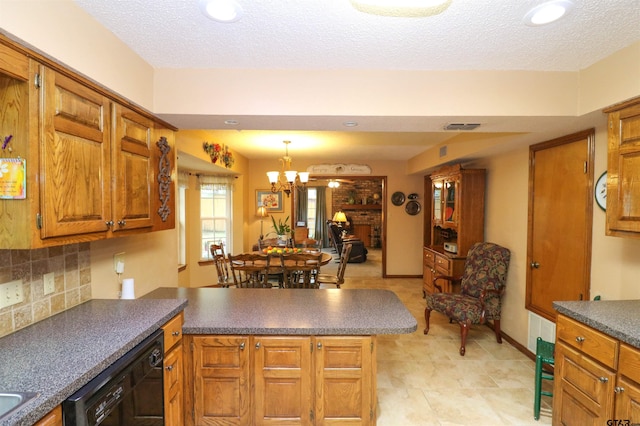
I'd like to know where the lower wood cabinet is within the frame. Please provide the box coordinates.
[34,405,62,426]
[184,335,376,426]
[422,247,465,297]
[553,314,640,425]
[163,312,184,426]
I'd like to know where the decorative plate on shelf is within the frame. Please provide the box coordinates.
[391,191,405,206]
[405,200,421,215]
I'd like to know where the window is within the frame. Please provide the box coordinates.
[199,176,233,259]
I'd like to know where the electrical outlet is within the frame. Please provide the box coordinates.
[0,280,24,309]
[114,252,125,274]
[44,272,55,295]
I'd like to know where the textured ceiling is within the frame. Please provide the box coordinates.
[72,0,640,166]
[74,0,639,71]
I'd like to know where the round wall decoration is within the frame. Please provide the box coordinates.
[391,191,405,206]
[594,171,607,211]
[405,200,421,215]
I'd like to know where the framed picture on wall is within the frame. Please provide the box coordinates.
[256,190,283,212]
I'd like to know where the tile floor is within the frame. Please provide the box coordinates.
[325,248,553,426]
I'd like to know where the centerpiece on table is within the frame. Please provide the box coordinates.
[271,215,291,244]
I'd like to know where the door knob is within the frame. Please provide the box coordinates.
[530,261,540,269]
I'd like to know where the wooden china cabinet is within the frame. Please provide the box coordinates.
[422,164,485,297]
[603,96,640,239]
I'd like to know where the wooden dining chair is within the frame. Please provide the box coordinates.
[316,243,352,288]
[210,243,231,287]
[228,253,272,288]
[279,253,322,289]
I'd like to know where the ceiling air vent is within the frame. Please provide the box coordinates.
[444,123,481,131]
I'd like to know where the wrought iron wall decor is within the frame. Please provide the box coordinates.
[156,136,172,222]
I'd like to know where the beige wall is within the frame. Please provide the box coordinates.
[0,0,155,109]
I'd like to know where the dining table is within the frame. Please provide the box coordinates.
[232,250,333,287]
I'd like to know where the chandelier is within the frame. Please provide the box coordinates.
[266,140,309,197]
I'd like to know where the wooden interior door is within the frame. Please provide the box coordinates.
[526,129,595,321]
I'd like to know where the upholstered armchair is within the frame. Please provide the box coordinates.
[327,223,367,263]
[424,242,511,356]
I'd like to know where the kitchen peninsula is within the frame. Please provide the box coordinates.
[143,287,417,425]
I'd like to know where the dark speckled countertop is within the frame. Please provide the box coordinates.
[143,287,417,335]
[554,300,640,348]
[0,298,187,426]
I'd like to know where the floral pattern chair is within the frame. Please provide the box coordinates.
[424,242,511,356]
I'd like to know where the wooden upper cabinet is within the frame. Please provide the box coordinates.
[0,34,176,248]
[112,103,153,231]
[39,67,112,239]
[605,97,640,238]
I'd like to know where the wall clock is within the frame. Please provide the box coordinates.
[595,171,607,211]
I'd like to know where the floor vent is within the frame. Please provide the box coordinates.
[444,123,481,131]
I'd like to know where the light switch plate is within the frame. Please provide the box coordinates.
[0,279,24,309]
[44,272,55,295]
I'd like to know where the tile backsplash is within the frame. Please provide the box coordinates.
[0,243,91,338]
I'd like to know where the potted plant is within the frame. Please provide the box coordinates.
[271,215,291,242]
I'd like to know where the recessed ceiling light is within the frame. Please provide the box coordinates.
[351,0,452,17]
[342,121,359,127]
[224,119,239,125]
[524,0,574,26]
[199,0,243,23]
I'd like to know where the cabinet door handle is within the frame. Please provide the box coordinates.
[166,365,173,371]
[117,220,127,227]
[317,342,322,349]
[575,336,585,343]
[172,331,180,336]
[530,261,540,269]
[255,342,261,349]
[599,377,609,383]
[239,342,245,350]
[614,386,625,393]
[105,220,114,228]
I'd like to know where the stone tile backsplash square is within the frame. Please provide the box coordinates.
[0,243,91,338]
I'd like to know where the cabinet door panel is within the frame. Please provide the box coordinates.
[254,336,312,425]
[553,342,615,426]
[40,69,111,238]
[112,104,153,231]
[315,336,374,425]
[192,336,250,425]
[164,342,183,426]
[607,101,640,236]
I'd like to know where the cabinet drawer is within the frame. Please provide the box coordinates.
[423,248,435,267]
[619,344,640,383]
[556,315,619,369]
[434,254,451,275]
[162,312,184,353]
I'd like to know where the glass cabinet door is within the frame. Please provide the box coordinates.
[443,179,457,226]
[432,181,443,224]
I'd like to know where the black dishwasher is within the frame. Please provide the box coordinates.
[63,328,164,426]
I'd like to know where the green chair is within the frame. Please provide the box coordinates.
[534,337,555,420]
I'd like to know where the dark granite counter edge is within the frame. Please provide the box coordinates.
[554,302,640,349]
[183,324,418,335]
[2,300,188,426]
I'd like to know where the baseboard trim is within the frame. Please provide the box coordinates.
[384,275,422,279]
[484,322,535,361]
